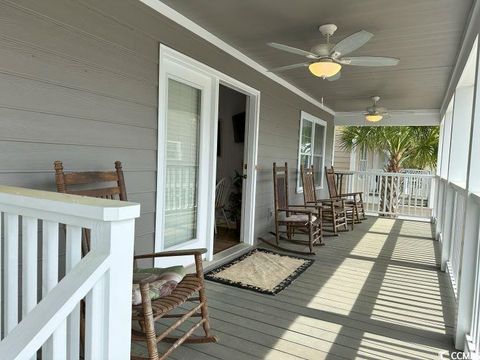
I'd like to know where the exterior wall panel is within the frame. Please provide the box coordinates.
[0,0,334,257]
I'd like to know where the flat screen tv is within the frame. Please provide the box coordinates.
[232,111,245,143]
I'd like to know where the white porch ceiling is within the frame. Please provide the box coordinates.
[159,0,473,113]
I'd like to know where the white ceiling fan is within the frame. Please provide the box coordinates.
[363,96,414,122]
[364,96,388,122]
[267,24,399,81]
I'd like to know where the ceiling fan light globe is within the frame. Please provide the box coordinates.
[308,60,342,78]
[365,114,383,122]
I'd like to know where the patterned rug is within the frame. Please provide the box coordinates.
[204,249,314,295]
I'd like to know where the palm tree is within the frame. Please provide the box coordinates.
[339,126,439,172]
[339,126,439,215]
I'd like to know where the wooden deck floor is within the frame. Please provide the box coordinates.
[132,217,456,360]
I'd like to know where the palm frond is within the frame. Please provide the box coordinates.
[338,125,439,171]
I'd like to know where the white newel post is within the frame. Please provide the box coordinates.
[86,218,136,360]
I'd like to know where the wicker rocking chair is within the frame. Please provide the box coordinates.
[259,162,323,255]
[53,160,217,360]
[300,165,350,235]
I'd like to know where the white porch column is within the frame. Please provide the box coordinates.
[441,185,455,271]
[455,40,480,350]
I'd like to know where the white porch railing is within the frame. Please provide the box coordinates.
[342,171,435,220]
[0,186,140,360]
[165,164,197,211]
[435,177,480,358]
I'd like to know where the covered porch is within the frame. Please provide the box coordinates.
[0,0,478,359]
[134,217,454,359]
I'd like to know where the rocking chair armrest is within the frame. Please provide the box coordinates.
[317,198,343,204]
[304,201,323,208]
[277,207,314,215]
[310,200,324,205]
[338,192,362,198]
[134,248,207,260]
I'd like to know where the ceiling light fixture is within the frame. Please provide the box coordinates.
[365,114,383,122]
[308,59,342,78]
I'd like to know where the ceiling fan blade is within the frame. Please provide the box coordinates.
[332,30,373,57]
[268,63,309,72]
[339,56,399,66]
[327,71,341,81]
[267,42,317,58]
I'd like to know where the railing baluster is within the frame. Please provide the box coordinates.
[396,175,401,216]
[42,220,59,359]
[382,174,387,215]
[85,274,107,360]
[414,175,419,216]
[66,225,82,360]
[4,213,19,335]
[22,217,38,320]
[389,175,394,216]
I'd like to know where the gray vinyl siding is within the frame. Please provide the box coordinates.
[333,127,352,171]
[0,0,334,256]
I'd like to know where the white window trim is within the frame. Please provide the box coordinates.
[296,111,327,193]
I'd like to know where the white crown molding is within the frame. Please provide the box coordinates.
[138,0,335,116]
[335,109,440,126]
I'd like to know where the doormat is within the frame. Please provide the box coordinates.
[204,248,314,295]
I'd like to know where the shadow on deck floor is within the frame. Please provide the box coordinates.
[132,217,456,360]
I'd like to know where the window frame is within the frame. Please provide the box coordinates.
[296,111,327,193]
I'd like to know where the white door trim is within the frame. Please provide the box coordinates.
[156,44,260,262]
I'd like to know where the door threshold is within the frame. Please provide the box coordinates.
[188,243,252,273]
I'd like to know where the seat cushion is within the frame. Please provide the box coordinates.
[132,265,186,305]
[132,274,203,319]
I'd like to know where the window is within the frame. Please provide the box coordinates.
[297,111,327,192]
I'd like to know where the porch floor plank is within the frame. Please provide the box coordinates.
[132,217,455,359]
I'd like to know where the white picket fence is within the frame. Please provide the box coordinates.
[342,171,435,219]
[0,186,140,360]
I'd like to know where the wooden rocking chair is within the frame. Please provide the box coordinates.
[54,160,217,360]
[325,166,366,222]
[259,162,323,255]
[300,165,350,235]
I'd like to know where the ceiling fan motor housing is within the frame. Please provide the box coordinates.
[310,43,334,57]
[318,24,338,36]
